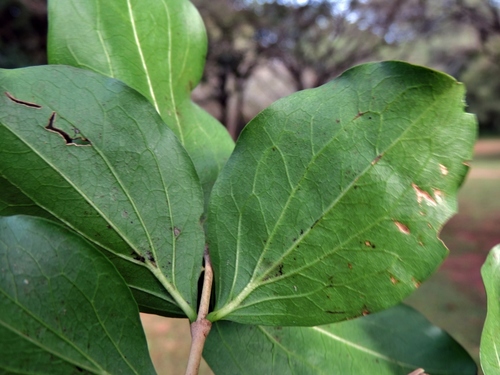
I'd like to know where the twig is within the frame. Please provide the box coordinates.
[185,245,213,375]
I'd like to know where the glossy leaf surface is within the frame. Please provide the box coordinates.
[0,66,205,320]
[480,244,500,374]
[207,61,477,325]
[0,215,156,374]
[204,304,476,375]
[47,0,235,203]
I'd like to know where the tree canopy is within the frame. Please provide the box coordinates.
[2,0,500,135]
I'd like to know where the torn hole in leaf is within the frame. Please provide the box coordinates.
[394,221,410,235]
[45,112,91,146]
[132,252,146,263]
[5,92,42,108]
[146,251,157,268]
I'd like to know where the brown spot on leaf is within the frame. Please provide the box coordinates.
[348,263,353,269]
[277,263,283,276]
[311,218,320,229]
[174,227,181,237]
[439,164,449,176]
[390,275,399,284]
[412,183,437,206]
[433,189,444,204]
[362,308,370,316]
[394,221,410,234]
[354,111,367,120]
[412,278,421,288]
[371,154,383,165]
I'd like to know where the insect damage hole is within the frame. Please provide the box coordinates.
[132,252,146,263]
[45,112,91,146]
[5,92,42,108]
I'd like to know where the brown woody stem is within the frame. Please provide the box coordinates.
[185,246,213,375]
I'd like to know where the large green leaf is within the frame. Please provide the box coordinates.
[480,244,500,374]
[0,65,205,320]
[207,61,477,325]
[0,215,156,374]
[204,304,476,375]
[47,0,235,204]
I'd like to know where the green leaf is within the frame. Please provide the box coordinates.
[0,175,59,221]
[480,244,500,374]
[0,215,156,375]
[207,61,477,325]
[204,304,476,375]
[47,0,235,204]
[0,65,205,320]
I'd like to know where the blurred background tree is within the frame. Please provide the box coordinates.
[0,0,46,67]
[1,0,499,137]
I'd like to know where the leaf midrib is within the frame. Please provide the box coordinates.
[160,0,185,144]
[312,326,413,369]
[126,0,160,115]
